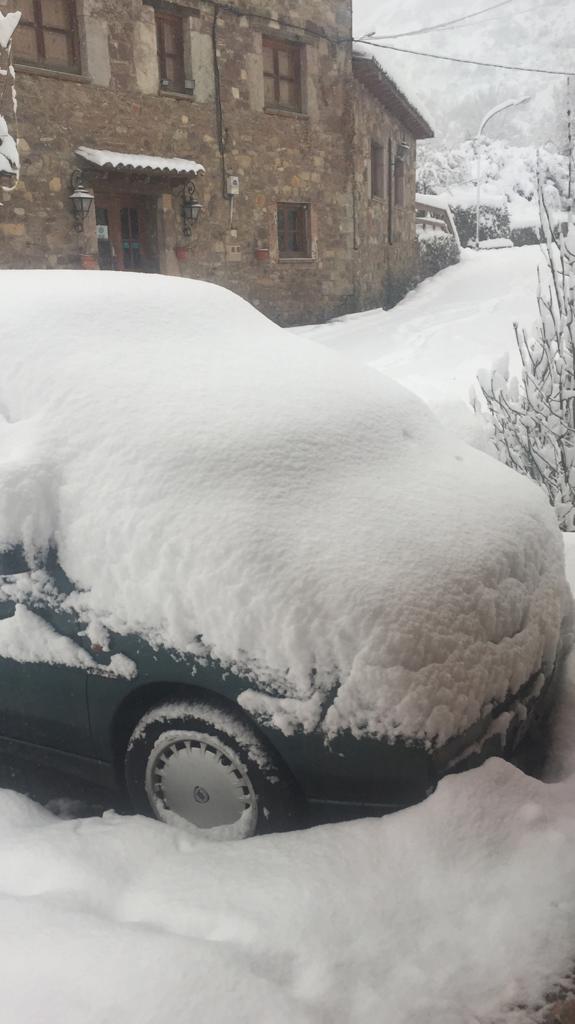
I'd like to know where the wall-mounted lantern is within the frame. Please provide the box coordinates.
[182,178,202,237]
[70,169,94,232]
[395,141,411,164]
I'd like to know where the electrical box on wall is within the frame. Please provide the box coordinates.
[226,243,242,262]
[226,175,240,196]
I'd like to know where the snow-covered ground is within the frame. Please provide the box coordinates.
[0,255,574,1023]
[298,246,543,450]
[0,670,574,1024]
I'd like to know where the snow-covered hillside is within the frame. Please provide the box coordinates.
[353,0,573,147]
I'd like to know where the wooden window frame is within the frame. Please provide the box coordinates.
[15,0,80,74]
[277,203,311,259]
[370,141,384,199]
[156,10,187,94]
[263,36,303,113]
[394,156,405,208]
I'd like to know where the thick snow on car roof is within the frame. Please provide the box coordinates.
[0,271,568,744]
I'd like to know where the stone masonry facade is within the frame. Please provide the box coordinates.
[0,0,433,326]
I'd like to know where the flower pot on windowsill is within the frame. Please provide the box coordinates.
[254,247,270,262]
[80,253,99,270]
[175,245,189,262]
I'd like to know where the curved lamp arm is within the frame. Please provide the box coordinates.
[478,95,531,137]
[474,95,531,249]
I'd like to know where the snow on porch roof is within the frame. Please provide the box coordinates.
[76,147,204,177]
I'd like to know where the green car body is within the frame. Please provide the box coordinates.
[0,546,565,828]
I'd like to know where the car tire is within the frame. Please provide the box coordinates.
[124,700,300,839]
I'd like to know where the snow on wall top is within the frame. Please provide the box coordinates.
[415,193,451,211]
[0,271,568,745]
[416,193,460,245]
[76,147,204,177]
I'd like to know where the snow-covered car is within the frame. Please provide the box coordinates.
[0,271,572,839]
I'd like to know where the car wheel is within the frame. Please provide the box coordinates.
[125,700,299,839]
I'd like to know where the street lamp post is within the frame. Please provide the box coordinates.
[475,96,531,249]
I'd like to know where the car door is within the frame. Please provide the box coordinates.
[0,552,94,756]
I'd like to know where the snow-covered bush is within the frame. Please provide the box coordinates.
[510,225,540,247]
[0,11,21,191]
[477,198,575,531]
[452,200,510,248]
[417,233,460,281]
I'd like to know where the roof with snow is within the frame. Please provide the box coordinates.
[415,193,451,211]
[352,50,434,140]
[76,147,204,177]
[415,193,460,246]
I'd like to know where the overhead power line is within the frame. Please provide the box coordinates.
[361,0,518,41]
[356,39,575,77]
[409,0,571,36]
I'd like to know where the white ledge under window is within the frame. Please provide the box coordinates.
[14,63,89,84]
[264,107,309,120]
[159,89,195,101]
[278,257,317,263]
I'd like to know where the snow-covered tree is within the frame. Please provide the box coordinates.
[476,193,575,530]
[0,11,21,194]
[417,139,568,246]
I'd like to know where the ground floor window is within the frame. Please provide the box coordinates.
[394,158,405,208]
[277,203,311,259]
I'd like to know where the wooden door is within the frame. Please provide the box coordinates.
[95,194,159,273]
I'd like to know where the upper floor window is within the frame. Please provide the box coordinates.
[370,141,384,199]
[277,203,310,259]
[263,37,302,113]
[13,0,79,73]
[156,11,187,94]
[394,157,405,207]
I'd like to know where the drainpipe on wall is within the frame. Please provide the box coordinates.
[211,3,228,200]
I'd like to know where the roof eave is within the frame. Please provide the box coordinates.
[352,54,434,141]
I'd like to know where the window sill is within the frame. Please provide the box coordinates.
[13,63,88,84]
[159,89,195,101]
[264,107,308,120]
[278,257,316,263]
[370,195,386,205]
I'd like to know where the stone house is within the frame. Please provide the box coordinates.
[0,0,433,326]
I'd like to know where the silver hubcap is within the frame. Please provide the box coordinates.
[145,730,257,836]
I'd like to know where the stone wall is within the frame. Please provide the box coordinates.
[0,0,421,326]
[351,78,418,310]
